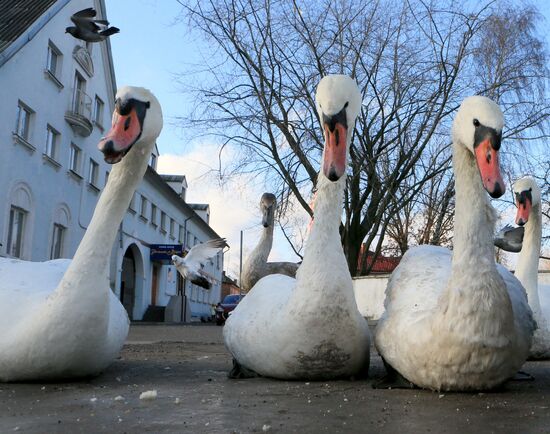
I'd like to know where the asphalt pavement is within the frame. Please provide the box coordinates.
[1,324,550,433]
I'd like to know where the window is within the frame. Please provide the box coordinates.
[216,253,220,270]
[46,41,61,78]
[88,159,99,186]
[128,193,136,212]
[178,225,184,244]
[160,212,166,232]
[150,204,157,225]
[149,153,157,170]
[7,206,26,258]
[45,125,59,160]
[169,219,175,238]
[73,72,86,115]
[69,143,81,173]
[15,101,33,141]
[94,95,104,127]
[186,230,191,248]
[50,224,65,259]
[140,195,148,218]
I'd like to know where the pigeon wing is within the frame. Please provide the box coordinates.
[72,7,97,18]
[184,238,226,271]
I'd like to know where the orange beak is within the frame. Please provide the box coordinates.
[515,191,532,226]
[98,108,143,164]
[474,137,505,198]
[323,122,347,181]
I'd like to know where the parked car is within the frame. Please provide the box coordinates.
[215,294,244,325]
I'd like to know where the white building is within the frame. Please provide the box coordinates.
[0,0,225,321]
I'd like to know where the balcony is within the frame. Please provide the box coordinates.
[65,89,93,137]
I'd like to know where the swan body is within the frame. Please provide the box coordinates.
[375,96,534,391]
[511,177,550,359]
[241,193,299,292]
[172,238,226,289]
[224,75,370,379]
[0,86,162,381]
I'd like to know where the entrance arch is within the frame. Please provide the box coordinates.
[120,243,143,320]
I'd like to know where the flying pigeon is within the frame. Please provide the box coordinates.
[172,238,226,289]
[494,224,525,253]
[65,7,119,43]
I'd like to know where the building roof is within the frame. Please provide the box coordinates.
[357,245,401,275]
[189,203,209,211]
[161,174,186,183]
[145,167,225,244]
[0,0,57,53]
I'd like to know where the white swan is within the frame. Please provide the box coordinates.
[511,177,550,359]
[223,75,370,379]
[241,193,299,292]
[0,86,163,381]
[374,96,535,391]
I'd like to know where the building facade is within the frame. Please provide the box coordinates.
[0,0,225,321]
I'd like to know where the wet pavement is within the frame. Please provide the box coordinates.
[1,324,550,433]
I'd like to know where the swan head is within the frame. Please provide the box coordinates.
[315,75,362,182]
[513,176,540,226]
[260,193,277,228]
[98,86,163,164]
[452,96,505,198]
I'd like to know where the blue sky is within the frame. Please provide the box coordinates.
[107,0,550,158]
[107,0,199,155]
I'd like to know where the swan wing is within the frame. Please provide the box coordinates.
[496,264,536,343]
[382,245,451,317]
[224,274,295,373]
[0,258,70,330]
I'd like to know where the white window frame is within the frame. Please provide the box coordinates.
[169,219,175,239]
[140,195,148,219]
[50,223,65,259]
[46,40,62,78]
[151,203,157,226]
[160,211,166,232]
[15,101,33,141]
[45,124,60,160]
[69,143,81,173]
[6,206,27,258]
[94,95,104,128]
[88,159,99,186]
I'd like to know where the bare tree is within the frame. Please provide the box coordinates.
[176,0,550,275]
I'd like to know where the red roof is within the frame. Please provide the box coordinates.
[357,245,401,274]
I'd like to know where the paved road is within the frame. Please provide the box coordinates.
[1,324,550,433]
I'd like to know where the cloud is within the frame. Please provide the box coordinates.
[157,144,302,280]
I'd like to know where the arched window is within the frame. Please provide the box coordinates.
[5,183,33,259]
[50,205,70,259]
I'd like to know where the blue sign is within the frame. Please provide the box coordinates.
[150,244,184,262]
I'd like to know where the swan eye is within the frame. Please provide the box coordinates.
[473,119,480,127]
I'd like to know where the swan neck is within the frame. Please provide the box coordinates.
[56,147,150,293]
[451,142,497,274]
[515,203,542,312]
[293,172,350,303]
[251,223,274,263]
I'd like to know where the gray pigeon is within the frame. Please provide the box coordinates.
[66,8,119,43]
[172,238,226,289]
[494,224,525,253]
